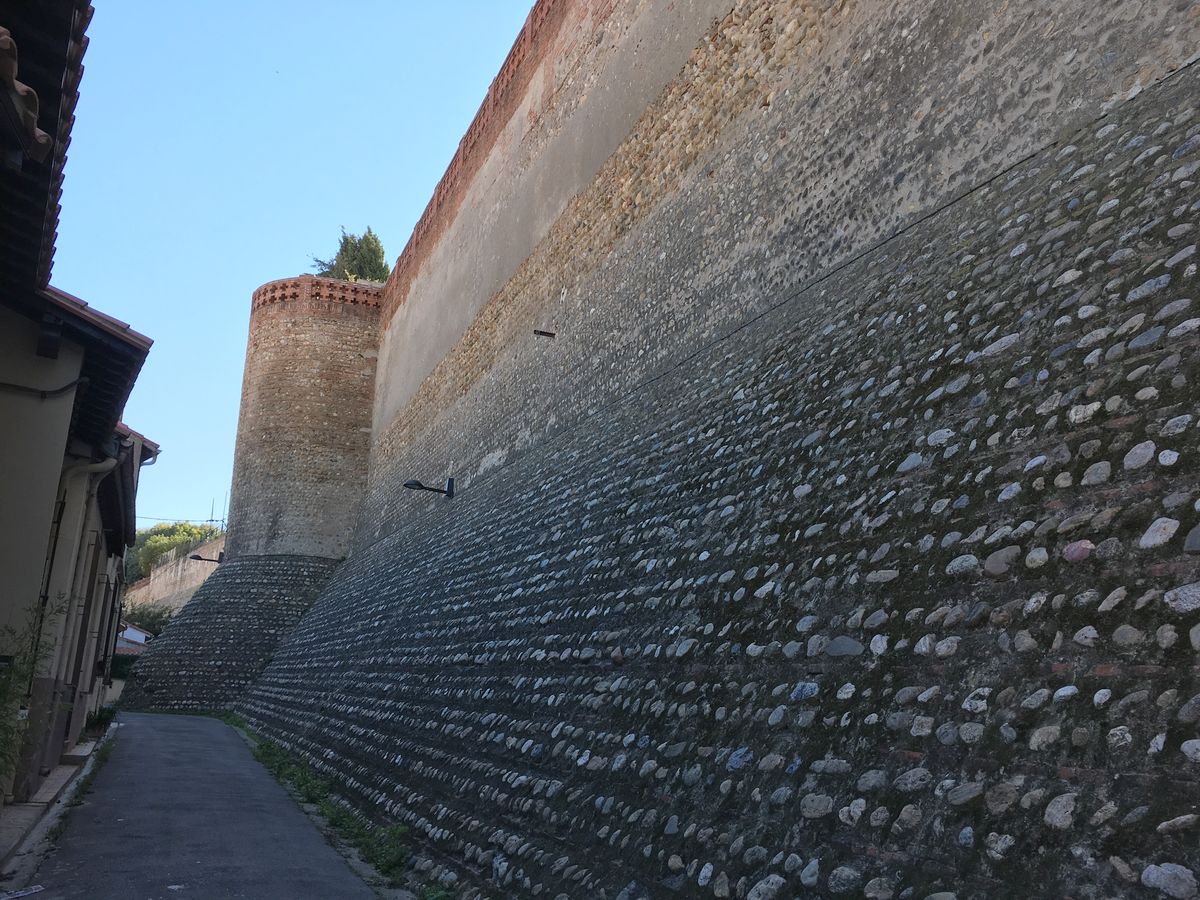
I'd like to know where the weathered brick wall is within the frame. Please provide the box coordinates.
[373,0,739,432]
[239,58,1200,900]
[124,556,338,710]
[227,275,381,560]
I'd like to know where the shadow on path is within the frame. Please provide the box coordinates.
[33,711,376,899]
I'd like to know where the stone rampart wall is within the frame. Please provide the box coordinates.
[124,535,226,612]
[240,56,1200,898]
[364,0,1200,549]
[128,0,1200,893]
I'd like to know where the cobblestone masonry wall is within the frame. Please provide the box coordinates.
[240,65,1200,898]
[368,0,1200,539]
[227,275,381,560]
[124,556,338,710]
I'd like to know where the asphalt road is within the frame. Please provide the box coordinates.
[32,712,376,899]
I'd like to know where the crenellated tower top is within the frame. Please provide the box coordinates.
[251,274,383,312]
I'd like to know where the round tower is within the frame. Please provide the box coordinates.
[124,275,382,711]
[225,275,382,560]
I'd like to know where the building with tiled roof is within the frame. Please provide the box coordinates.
[0,0,157,803]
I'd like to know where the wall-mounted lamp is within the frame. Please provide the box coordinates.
[189,552,225,563]
[403,478,455,499]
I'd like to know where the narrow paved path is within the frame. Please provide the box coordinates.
[33,712,376,899]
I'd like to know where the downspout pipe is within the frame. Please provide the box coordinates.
[32,456,119,688]
[104,438,157,680]
[61,456,120,484]
[56,457,120,684]
[38,455,120,616]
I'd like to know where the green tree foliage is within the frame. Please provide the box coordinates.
[311,226,389,283]
[123,602,174,638]
[126,522,222,582]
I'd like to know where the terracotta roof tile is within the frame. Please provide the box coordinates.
[0,26,54,162]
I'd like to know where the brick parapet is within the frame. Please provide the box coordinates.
[251,275,383,312]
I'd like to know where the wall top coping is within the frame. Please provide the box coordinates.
[380,0,572,321]
[251,275,384,311]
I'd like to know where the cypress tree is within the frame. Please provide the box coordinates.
[311,227,389,282]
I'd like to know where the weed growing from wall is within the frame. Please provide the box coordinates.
[244,728,411,883]
[84,705,116,734]
[0,599,63,783]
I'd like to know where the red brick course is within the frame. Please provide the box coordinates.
[252,274,382,311]
[380,0,582,322]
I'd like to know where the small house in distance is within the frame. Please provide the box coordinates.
[115,622,153,655]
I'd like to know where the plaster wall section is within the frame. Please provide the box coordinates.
[0,306,83,631]
[373,0,737,434]
[363,0,1200,545]
[226,276,381,560]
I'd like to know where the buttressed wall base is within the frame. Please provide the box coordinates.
[139,0,1200,896]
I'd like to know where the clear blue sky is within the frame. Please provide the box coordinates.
[51,1,533,527]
